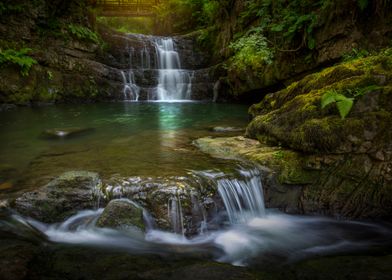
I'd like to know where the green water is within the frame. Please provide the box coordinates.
[0,102,248,195]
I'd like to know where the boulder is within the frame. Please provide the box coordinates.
[96,199,145,231]
[14,171,103,223]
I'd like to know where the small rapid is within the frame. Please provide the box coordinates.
[1,165,391,266]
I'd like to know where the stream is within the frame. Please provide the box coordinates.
[1,35,392,278]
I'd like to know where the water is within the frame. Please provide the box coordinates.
[121,70,140,101]
[155,38,193,101]
[1,165,391,267]
[121,35,194,101]
[0,102,248,195]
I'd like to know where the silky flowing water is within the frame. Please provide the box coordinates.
[1,102,391,271]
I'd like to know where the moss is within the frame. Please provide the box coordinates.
[248,48,392,154]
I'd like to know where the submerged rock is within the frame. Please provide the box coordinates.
[210,127,244,133]
[14,171,102,223]
[41,127,94,139]
[96,199,145,231]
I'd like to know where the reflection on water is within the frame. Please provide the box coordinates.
[0,102,248,195]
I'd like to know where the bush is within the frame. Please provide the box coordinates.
[68,24,100,44]
[0,48,37,76]
[229,29,273,72]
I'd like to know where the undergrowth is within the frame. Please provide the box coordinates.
[0,48,37,76]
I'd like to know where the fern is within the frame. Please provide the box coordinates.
[68,24,100,44]
[0,48,37,76]
[321,90,354,119]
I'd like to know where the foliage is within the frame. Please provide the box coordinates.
[68,24,100,44]
[321,90,354,119]
[239,0,323,51]
[0,48,37,76]
[153,0,223,34]
[342,48,369,62]
[229,28,273,72]
[0,2,25,15]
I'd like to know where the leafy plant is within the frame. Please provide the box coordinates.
[346,85,381,97]
[47,70,53,80]
[321,90,354,119]
[0,48,37,76]
[68,24,100,44]
[342,48,369,62]
[229,29,273,72]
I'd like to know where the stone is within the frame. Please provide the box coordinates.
[41,127,94,139]
[14,171,103,223]
[96,199,145,231]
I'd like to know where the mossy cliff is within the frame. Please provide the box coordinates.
[0,0,123,105]
[191,0,392,101]
[198,50,392,220]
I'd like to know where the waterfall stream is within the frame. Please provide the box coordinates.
[3,165,391,266]
[121,35,193,101]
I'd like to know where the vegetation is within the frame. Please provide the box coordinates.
[321,90,354,119]
[68,24,101,44]
[0,48,37,76]
[229,28,273,72]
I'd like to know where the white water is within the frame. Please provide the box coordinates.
[120,35,194,101]
[155,38,193,101]
[5,166,392,266]
[217,167,265,224]
[121,70,140,101]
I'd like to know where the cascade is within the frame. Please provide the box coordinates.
[194,166,265,225]
[120,34,193,101]
[121,70,140,101]
[155,38,193,101]
[216,167,265,224]
[167,196,185,235]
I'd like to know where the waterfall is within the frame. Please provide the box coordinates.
[168,196,185,235]
[217,167,265,224]
[155,38,193,101]
[121,70,140,101]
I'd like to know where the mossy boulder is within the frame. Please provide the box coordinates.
[13,171,103,223]
[241,49,392,220]
[96,199,145,231]
[247,51,392,155]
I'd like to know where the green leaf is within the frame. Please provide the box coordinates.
[307,37,316,50]
[336,98,354,119]
[321,90,337,108]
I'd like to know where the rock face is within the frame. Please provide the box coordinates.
[96,199,145,231]
[206,0,392,101]
[226,50,392,220]
[14,171,102,223]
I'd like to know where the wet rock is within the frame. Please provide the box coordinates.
[41,127,94,139]
[102,175,219,236]
[0,104,17,112]
[211,127,244,133]
[14,171,103,223]
[96,199,145,231]
[195,136,392,220]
